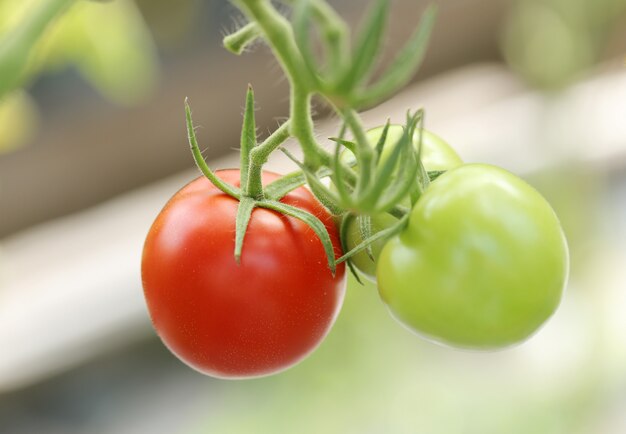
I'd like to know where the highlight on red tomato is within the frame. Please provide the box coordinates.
[141,169,346,379]
[376,164,569,349]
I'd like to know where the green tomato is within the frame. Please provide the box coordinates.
[376,164,569,349]
[345,125,462,280]
[345,213,398,280]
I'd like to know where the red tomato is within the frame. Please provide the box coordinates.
[141,170,346,378]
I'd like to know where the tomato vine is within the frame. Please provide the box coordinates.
[143,0,569,375]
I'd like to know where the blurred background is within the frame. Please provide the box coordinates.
[1,0,625,433]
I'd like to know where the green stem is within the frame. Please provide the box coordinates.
[290,86,324,167]
[237,0,312,86]
[223,22,261,55]
[236,0,327,169]
[0,0,77,99]
[343,108,374,194]
[252,120,292,160]
[247,120,291,199]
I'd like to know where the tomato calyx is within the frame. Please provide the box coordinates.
[275,110,435,284]
[185,88,339,274]
[185,90,435,278]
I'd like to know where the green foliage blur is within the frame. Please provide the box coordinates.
[502,0,626,89]
[0,0,158,153]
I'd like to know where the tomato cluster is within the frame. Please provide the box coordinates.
[140,1,568,378]
[142,127,568,378]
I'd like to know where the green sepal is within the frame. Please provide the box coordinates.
[354,5,437,108]
[293,0,323,88]
[416,143,430,192]
[257,199,337,275]
[263,166,334,200]
[337,119,348,140]
[360,119,412,210]
[339,213,364,285]
[336,213,409,265]
[357,214,374,261]
[280,147,344,215]
[341,108,375,197]
[387,204,410,220]
[265,171,306,199]
[335,0,389,93]
[185,99,240,198]
[240,85,257,195]
[375,140,418,212]
[374,119,392,162]
[328,137,358,156]
[223,22,261,55]
[408,111,430,206]
[427,170,446,182]
[234,197,256,264]
[331,140,355,209]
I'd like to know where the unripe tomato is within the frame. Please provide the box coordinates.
[142,170,346,378]
[377,164,569,349]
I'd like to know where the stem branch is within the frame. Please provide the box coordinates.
[237,0,328,169]
[247,120,292,199]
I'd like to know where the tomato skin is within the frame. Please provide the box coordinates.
[345,126,463,280]
[142,170,346,378]
[377,164,569,349]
